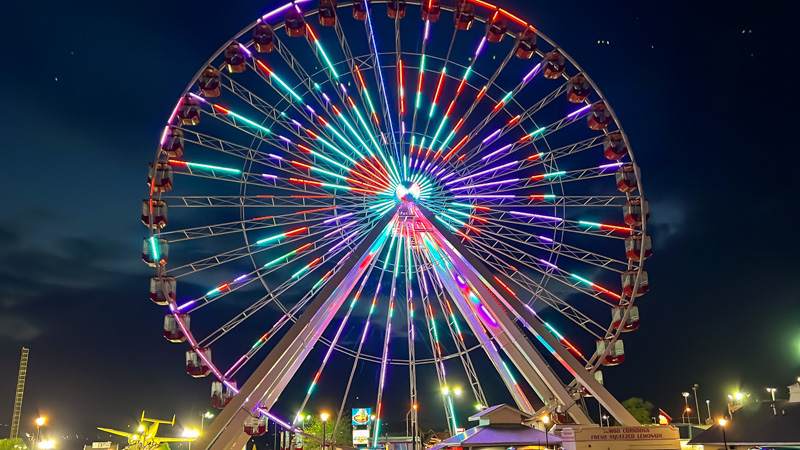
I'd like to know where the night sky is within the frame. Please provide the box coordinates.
[0,0,795,446]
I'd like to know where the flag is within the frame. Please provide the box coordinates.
[658,408,672,425]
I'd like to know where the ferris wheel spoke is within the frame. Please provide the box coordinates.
[176,220,369,314]
[437,162,623,197]
[414,245,488,408]
[162,194,368,208]
[461,232,621,306]
[423,198,634,241]
[458,237,611,337]
[167,208,382,279]
[158,207,340,243]
[454,80,568,168]
[196,218,383,348]
[455,121,603,179]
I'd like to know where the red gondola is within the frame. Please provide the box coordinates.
[388,0,406,19]
[198,68,221,97]
[186,348,212,377]
[622,198,649,226]
[224,43,247,73]
[486,14,507,43]
[621,270,649,297]
[142,199,168,229]
[587,102,612,130]
[625,235,652,261]
[421,0,440,22]
[149,276,175,305]
[614,165,637,193]
[244,416,267,436]
[253,23,275,53]
[353,0,367,20]
[567,75,591,103]
[543,50,565,79]
[611,305,640,332]
[516,28,537,59]
[595,339,625,366]
[285,9,306,37]
[603,131,628,160]
[319,0,337,26]
[164,314,188,342]
[454,1,474,30]
[177,96,201,126]
[148,161,173,192]
[211,380,237,409]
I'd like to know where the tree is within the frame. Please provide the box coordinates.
[299,413,352,450]
[617,397,655,425]
[0,438,28,450]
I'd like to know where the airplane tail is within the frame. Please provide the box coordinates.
[141,411,176,426]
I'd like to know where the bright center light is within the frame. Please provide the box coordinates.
[396,181,421,202]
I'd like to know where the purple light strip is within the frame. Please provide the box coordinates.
[239,43,252,57]
[566,104,592,118]
[481,143,513,161]
[261,2,295,20]
[510,211,563,222]
[453,194,515,199]
[539,258,559,270]
[598,161,624,170]
[262,174,278,179]
[482,129,502,144]
[446,161,518,185]
[523,63,542,83]
[449,178,520,192]
[324,212,353,224]
[189,92,207,103]
[323,220,357,238]
[475,37,487,58]
[329,229,360,252]
[176,300,195,311]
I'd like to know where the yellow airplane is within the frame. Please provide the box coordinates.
[98,411,196,450]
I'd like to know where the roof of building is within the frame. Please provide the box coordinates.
[468,404,533,422]
[430,425,561,449]
[689,400,800,446]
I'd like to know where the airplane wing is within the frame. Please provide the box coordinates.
[151,437,195,443]
[98,428,136,439]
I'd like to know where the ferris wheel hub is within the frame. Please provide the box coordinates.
[395,180,421,203]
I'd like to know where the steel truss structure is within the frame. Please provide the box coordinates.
[142,1,651,449]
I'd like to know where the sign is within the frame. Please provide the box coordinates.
[561,426,680,450]
[353,429,370,445]
[352,408,372,426]
[92,443,112,448]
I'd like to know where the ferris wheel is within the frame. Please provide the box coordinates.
[142,1,651,448]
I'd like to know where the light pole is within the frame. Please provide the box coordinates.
[692,385,701,425]
[541,415,550,450]
[35,417,46,444]
[767,388,777,402]
[321,412,330,450]
[681,393,690,423]
[706,400,711,425]
[201,412,214,433]
[718,419,728,450]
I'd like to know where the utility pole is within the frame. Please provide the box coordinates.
[693,384,701,425]
[10,348,29,439]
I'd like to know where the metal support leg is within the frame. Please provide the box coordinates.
[419,205,638,426]
[196,215,395,450]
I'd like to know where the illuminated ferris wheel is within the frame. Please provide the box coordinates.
[142,1,651,448]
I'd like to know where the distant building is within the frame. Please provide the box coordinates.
[429,404,559,450]
[83,443,119,450]
[689,382,800,449]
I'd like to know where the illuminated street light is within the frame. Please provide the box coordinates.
[35,417,46,444]
[718,419,728,450]
[183,428,200,450]
[441,387,450,396]
[137,425,145,433]
[321,413,330,450]
[38,440,54,449]
[201,412,214,433]
[767,388,777,401]
[681,393,690,423]
[692,384,701,425]
[541,415,550,449]
[453,387,462,396]
[734,392,743,401]
[706,400,712,425]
